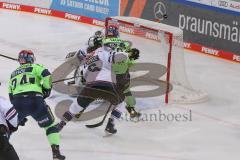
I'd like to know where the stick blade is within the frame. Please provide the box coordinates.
[85,121,103,128]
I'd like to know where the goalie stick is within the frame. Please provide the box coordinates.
[85,103,113,128]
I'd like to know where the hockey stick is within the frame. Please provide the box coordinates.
[52,75,82,84]
[0,54,17,61]
[85,103,113,128]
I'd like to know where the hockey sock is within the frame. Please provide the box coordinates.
[62,111,74,122]
[47,133,60,145]
[124,95,136,108]
[45,123,60,145]
[110,108,122,122]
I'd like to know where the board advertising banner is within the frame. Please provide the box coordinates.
[120,0,240,62]
[0,0,52,8]
[50,0,119,20]
[188,0,240,13]
[138,0,240,57]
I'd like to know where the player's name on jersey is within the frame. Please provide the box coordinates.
[11,67,32,78]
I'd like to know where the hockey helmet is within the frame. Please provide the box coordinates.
[105,25,119,38]
[18,50,35,64]
[88,36,102,48]
[94,30,104,39]
[102,38,121,50]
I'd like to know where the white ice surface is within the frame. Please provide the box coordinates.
[0,9,240,160]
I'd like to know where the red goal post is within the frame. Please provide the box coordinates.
[105,16,208,104]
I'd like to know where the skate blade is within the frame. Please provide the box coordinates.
[130,116,141,123]
[103,131,115,137]
[53,157,65,160]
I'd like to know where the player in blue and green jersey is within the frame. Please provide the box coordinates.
[8,50,65,160]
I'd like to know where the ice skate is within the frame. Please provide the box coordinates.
[105,118,117,135]
[126,107,141,118]
[52,145,65,160]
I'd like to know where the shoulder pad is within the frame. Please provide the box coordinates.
[32,64,46,69]
[34,64,44,67]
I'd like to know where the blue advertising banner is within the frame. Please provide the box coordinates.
[50,0,119,20]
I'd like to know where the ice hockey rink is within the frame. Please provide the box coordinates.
[0,9,240,160]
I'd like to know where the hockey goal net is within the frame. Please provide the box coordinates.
[106,16,208,104]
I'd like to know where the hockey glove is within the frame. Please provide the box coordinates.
[129,48,140,60]
[9,93,14,104]
[6,121,18,134]
[0,125,11,150]
[42,87,51,99]
[18,118,28,126]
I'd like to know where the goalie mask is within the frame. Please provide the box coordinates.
[18,50,35,65]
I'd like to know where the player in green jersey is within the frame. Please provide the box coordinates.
[112,47,141,118]
[8,50,65,160]
[104,26,141,118]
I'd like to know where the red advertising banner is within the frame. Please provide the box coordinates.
[0,2,239,63]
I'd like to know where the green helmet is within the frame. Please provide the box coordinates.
[102,38,121,50]
[103,38,131,52]
[102,37,122,45]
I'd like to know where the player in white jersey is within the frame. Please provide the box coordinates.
[56,37,129,134]
[0,96,19,160]
[65,30,104,86]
